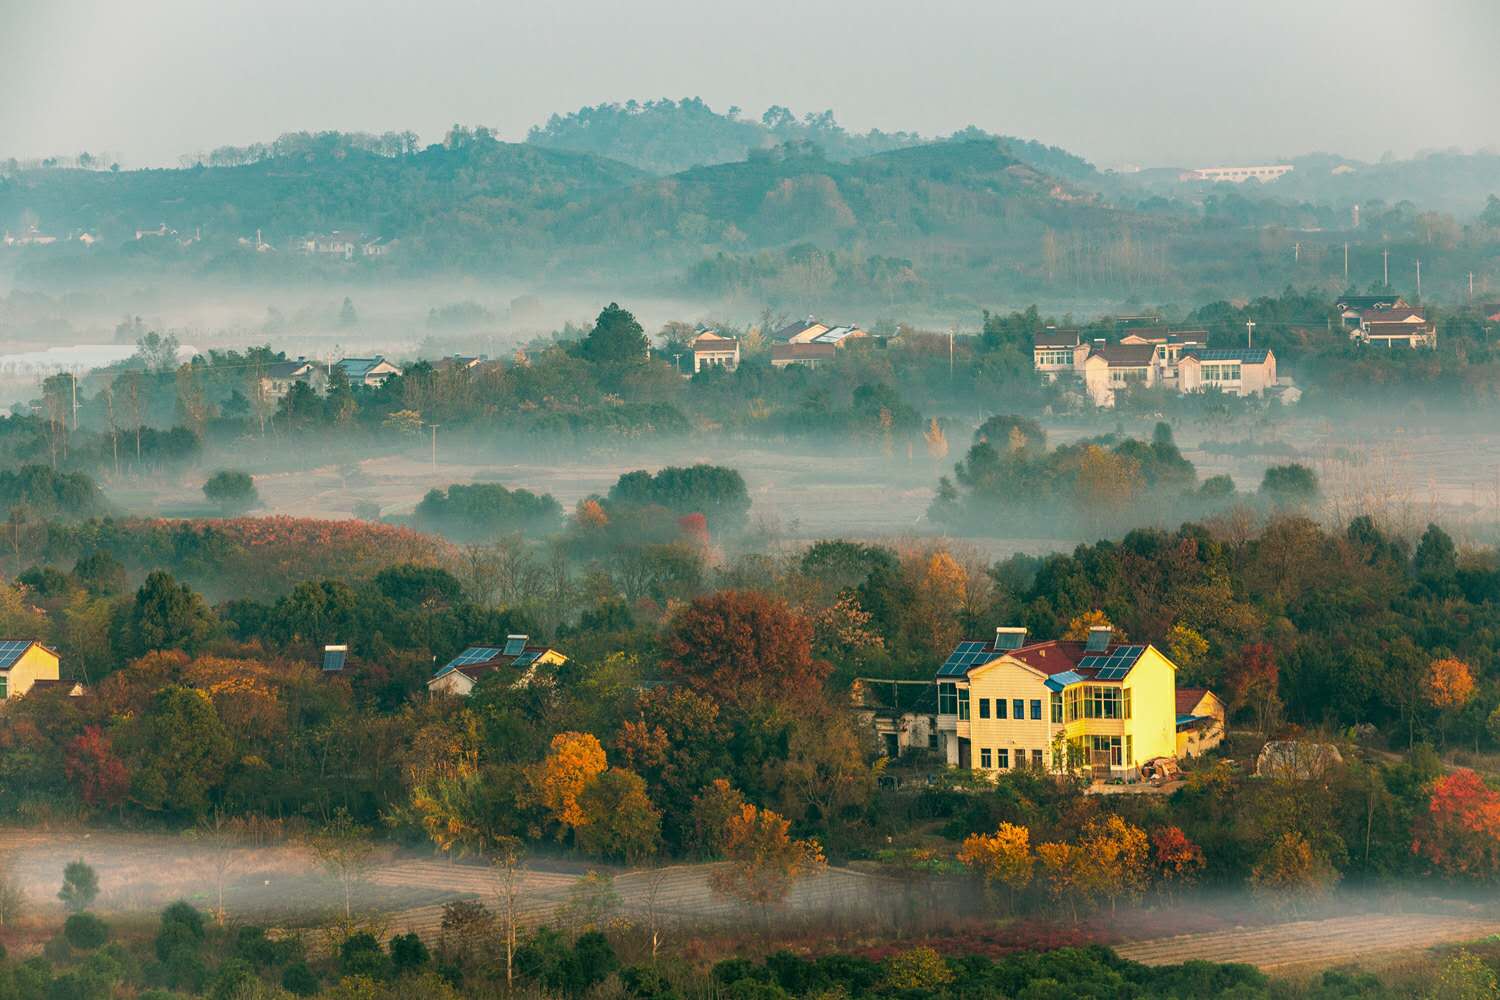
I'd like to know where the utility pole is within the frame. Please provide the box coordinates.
[429,424,439,471]
[948,327,955,380]
[1293,242,1300,263]
[672,352,682,375]
[69,371,79,430]
[1382,249,1390,287]
[1416,259,1421,300]
[1344,242,1349,283]
[1245,320,1256,349]
[1469,272,1475,301]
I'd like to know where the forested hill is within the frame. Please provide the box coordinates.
[525,98,1099,180]
[0,132,1142,301]
[0,130,645,252]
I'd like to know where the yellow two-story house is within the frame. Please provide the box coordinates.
[0,640,61,701]
[935,626,1179,779]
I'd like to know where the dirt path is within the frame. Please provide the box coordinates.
[1114,912,1500,972]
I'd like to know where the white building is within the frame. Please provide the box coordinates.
[1183,165,1294,184]
[688,329,740,374]
[1177,348,1278,396]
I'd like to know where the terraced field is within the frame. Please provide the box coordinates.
[1114,912,1500,972]
[373,858,896,942]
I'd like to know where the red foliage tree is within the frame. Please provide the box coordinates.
[677,513,710,549]
[1225,642,1281,734]
[1413,768,1500,878]
[661,591,829,710]
[64,726,130,810]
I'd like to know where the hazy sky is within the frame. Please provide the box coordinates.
[3,0,1498,169]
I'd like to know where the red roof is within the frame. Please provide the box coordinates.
[1176,687,1209,715]
[955,638,1144,679]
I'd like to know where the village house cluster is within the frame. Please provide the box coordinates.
[2,221,396,259]
[1033,326,1284,407]
[257,355,404,399]
[683,317,869,375]
[1336,293,1439,349]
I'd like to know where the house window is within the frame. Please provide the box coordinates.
[1089,735,1123,766]
[995,698,1007,720]
[979,698,990,719]
[1029,699,1042,721]
[1123,688,1132,720]
[1032,749,1044,769]
[0,675,6,700]
[980,748,992,769]
[1084,686,1122,719]
[997,749,1009,769]
[958,687,970,721]
[928,725,938,750]
[938,682,957,715]
[1126,735,1133,767]
[1012,699,1024,720]
[1051,692,1063,724]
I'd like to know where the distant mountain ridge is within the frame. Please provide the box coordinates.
[525,98,1098,181]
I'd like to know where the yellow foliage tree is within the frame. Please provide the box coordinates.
[1035,841,1086,923]
[1078,815,1150,912]
[882,947,954,990]
[958,822,1032,910]
[1165,622,1209,677]
[923,418,949,460]
[528,732,607,837]
[1063,610,1125,643]
[1249,831,1339,911]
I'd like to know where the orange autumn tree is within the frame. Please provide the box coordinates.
[958,822,1032,911]
[1425,658,1475,709]
[1413,768,1500,878]
[707,802,825,917]
[528,732,607,838]
[1426,657,1476,748]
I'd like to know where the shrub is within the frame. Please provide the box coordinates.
[390,932,430,973]
[413,482,563,541]
[282,961,320,996]
[203,470,259,513]
[58,860,99,912]
[63,912,109,950]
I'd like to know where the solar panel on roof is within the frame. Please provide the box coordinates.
[514,650,541,667]
[503,635,527,657]
[1085,628,1111,653]
[323,648,347,672]
[0,640,32,670]
[445,646,501,670]
[937,641,992,677]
